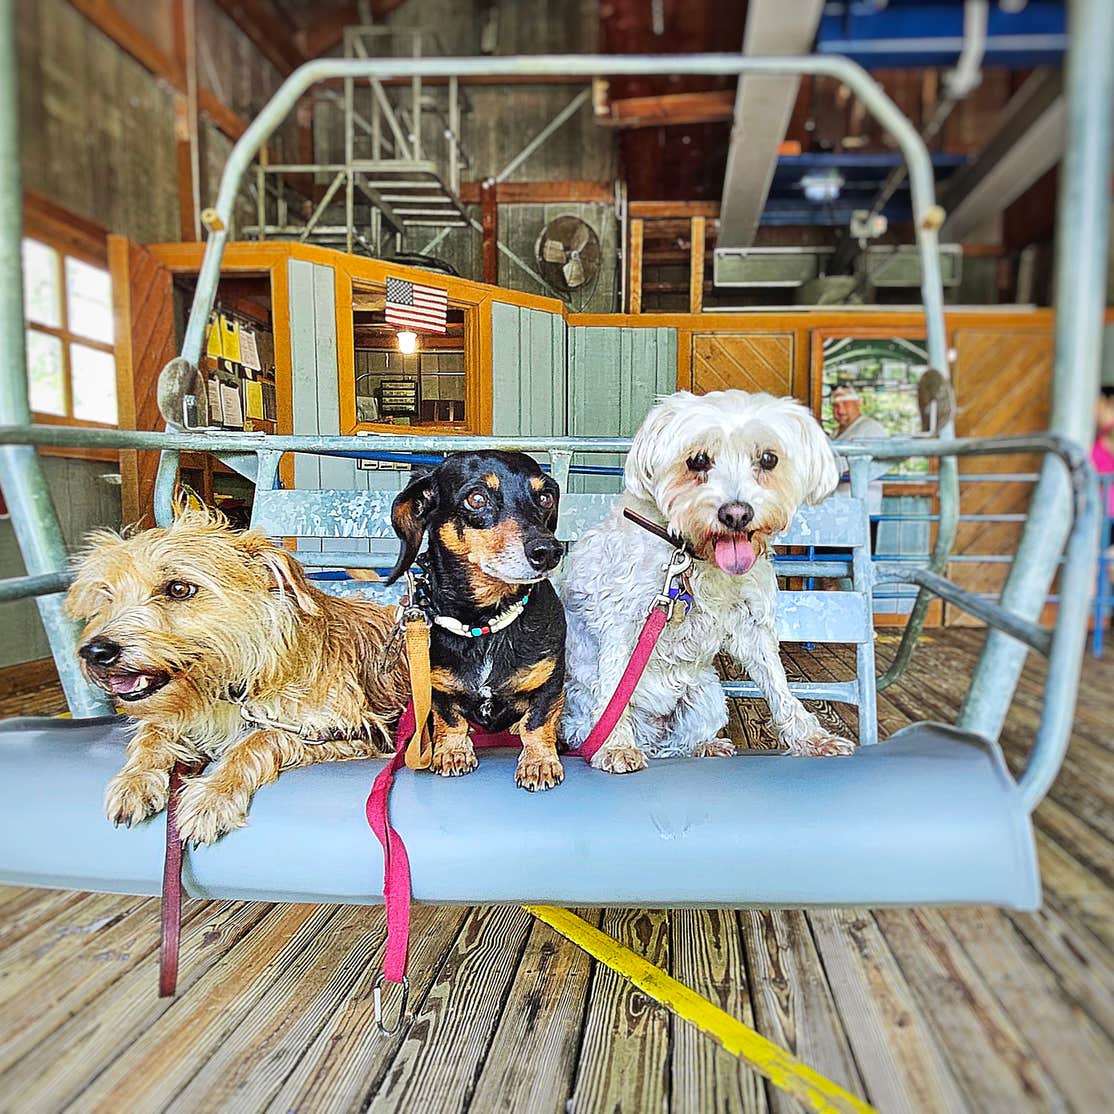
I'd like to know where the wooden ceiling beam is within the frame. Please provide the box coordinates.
[213,0,304,76]
[458,180,613,205]
[596,90,736,129]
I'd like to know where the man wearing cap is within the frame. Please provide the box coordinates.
[830,385,890,549]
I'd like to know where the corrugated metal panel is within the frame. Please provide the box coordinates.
[567,325,677,493]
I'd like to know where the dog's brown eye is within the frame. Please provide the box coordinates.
[164,580,197,601]
[759,451,778,472]
[687,452,712,473]
[464,490,488,511]
[538,491,555,509]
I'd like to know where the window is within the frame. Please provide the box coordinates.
[819,335,929,475]
[22,236,117,425]
[349,279,469,431]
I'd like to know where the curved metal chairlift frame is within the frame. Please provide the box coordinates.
[0,20,1109,911]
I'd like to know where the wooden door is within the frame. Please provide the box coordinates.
[689,332,797,398]
[947,327,1053,624]
[109,235,177,525]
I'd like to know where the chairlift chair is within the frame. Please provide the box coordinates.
[0,48,1104,917]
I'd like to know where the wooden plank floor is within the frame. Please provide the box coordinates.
[2,630,1113,1113]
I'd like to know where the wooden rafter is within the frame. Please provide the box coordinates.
[67,0,249,142]
[596,90,736,129]
[213,0,304,76]
[458,180,613,205]
[294,0,410,60]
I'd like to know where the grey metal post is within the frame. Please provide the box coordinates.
[0,0,110,715]
[961,0,1114,738]
[849,457,879,746]
[412,30,422,162]
[345,75,355,256]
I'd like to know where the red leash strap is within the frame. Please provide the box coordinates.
[567,606,670,762]
[159,763,188,997]
[366,702,418,1033]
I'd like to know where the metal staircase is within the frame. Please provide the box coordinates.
[244,26,470,255]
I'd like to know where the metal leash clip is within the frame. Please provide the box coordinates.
[652,547,694,622]
[376,572,430,671]
[373,973,410,1036]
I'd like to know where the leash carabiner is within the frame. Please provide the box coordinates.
[652,547,693,622]
[373,973,410,1036]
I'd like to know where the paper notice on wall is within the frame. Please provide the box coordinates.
[205,316,222,359]
[244,379,265,420]
[206,379,224,424]
[239,327,262,371]
[219,314,242,363]
[220,382,243,428]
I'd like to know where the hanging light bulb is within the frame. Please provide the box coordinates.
[396,329,418,355]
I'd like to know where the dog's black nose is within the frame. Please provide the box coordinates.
[525,535,564,572]
[717,502,754,532]
[80,638,122,668]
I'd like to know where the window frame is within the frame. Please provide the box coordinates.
[22,193,118,433]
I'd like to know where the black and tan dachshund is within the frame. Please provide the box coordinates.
[386,451,567,791]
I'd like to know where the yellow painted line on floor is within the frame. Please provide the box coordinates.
[525,904,876,1114]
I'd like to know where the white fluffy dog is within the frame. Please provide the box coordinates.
[561,389,856,773]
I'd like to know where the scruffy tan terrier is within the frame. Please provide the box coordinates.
[65,508,410,845]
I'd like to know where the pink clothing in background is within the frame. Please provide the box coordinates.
[1093,437,1114,517]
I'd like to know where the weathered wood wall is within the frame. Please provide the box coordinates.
[17,0,179,244]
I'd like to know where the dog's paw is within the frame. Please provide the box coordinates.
[175,780,248,846]
[515,754,564,792]
[793,732,856,757]
[431,742,478,777]
[592,743,649,774]
[692,737,737,758]
[104,769,169,828]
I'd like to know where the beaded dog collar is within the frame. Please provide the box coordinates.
[432,591,531,638]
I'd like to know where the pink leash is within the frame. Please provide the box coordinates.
[365,543,691,1032]
[566,605,670,762]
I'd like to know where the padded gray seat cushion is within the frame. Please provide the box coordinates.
[0,716,1040,910]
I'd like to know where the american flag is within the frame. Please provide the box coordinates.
[385,277,448,334]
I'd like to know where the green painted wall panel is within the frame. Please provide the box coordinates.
[567,325,678,492]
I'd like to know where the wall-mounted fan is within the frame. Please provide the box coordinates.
[536,215,601,299]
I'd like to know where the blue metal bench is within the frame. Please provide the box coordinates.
[0,432,1097,912]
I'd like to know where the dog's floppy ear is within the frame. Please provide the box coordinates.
[624,392,692,501]
[786,404,840,504]
[386,472,439,585]
[64,530,124,620]
[236,531,320,615]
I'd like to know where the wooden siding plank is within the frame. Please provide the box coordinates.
[0,899,278,1110]
[364,906,534,1114]
[491,301,521,434]
[263,906,468,1114]
[569,909,671,1113]
[469,915,597,1114]
[670,908,768,1114]
[808,909,968,1114]
[942,905,1114,1112]
[287,258,322,552]
[874,908,1065,1112]
[741,909,865,1113]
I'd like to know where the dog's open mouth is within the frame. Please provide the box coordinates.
[92,669,172,702]
[710,531,758,576]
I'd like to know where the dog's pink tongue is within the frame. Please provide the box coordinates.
[713,536,756,575]
[106,673,147,695]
